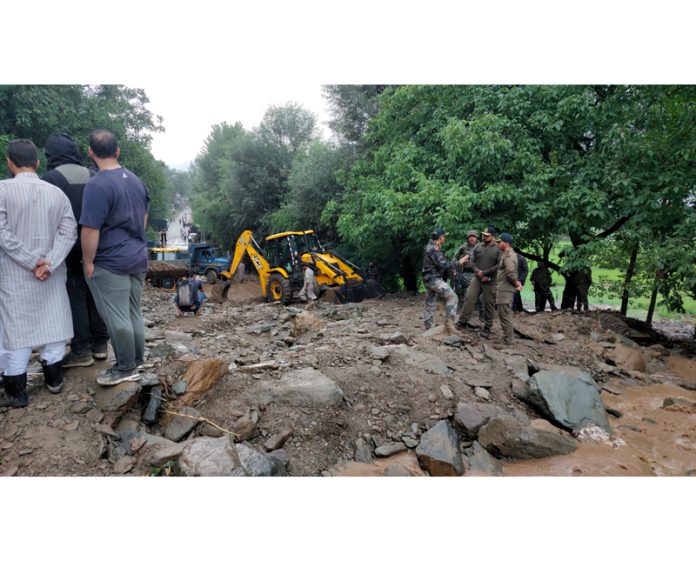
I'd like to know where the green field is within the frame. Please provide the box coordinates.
[519,265,696,321]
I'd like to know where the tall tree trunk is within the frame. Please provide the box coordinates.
[645,274,660,325]
[561,274,577,309]
[620,241,640,316]
[401,256,418,293]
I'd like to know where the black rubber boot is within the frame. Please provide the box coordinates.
[0,373,28,408]
[42,360,64,394]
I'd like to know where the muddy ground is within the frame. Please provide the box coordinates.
[1,276,695,477]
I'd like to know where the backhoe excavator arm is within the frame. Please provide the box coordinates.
[221,230,274,296]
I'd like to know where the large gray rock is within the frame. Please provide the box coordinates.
[374,442,407,457]
[527,369,611,432]
[355,438,374,463]
[505,355,530,382]
[242,368,344,407]
[178,436,247,476]
[384,344,452,377]
[453,402,509,440]
[235,443,287,476]
[95,381,141,413]
[478,417,577,459]
[415,420,464,476]
[164,406,201,442]
[144,441,188,467]
[466,441,504,476]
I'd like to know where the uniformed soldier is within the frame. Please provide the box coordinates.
[530,262,557,312]
[494,233,522,346]
[574,266,592,312]
[457,226,501,337]
[453,230,479,314]
[422,228,469,333]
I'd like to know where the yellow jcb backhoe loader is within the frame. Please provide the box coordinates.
[220,229,383,304]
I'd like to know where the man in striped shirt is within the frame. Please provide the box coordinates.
[0,139,77,408]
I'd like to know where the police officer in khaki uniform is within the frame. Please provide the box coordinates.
[457,226,501,336]
[494,233,522,346]
[453,230,479,314]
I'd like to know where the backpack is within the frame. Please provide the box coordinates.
[177,279,195,307]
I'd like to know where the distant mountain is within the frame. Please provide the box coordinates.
[169,160,192,172]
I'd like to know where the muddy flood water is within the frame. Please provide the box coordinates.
[503,381,696,476]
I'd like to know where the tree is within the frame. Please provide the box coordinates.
[0,85,169,221]
[269,140,356,244]
[337,85,696,309]
[322,85,387,144]
[191,104,320,249]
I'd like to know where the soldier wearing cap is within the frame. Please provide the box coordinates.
[493,233,523,346]
[453,230,480,314]
[422,228,469,333]
[457,225,501,337]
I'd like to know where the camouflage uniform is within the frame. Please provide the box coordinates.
[422,240,458,329]
[495,247,519,345]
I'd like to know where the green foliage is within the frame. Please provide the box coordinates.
[0,84,170,218]
[191,103,319,250]
[269,141,356,243]
[322,85,387,144]
[336,85,696,312]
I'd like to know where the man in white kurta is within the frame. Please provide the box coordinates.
[0,139,76,408]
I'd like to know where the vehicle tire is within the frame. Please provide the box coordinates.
[206,269,217,284]
[267,273,293,305]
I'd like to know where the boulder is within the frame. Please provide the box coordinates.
[453,402,508,440]
[505,355,530,382]
[375,442,407,457]
[415,420,464,476]
[143,440,188,467]
[95,381,141,413]
[466,441,503,476]
[354,437,374,463]
[478,417,577,459]
[164,406,201,442]
[386,344,452,377]
[178,436,247,476]
[235,443,287,476]
[242,368,344,407]
[527,369,611,432]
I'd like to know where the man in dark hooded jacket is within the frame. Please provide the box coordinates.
[42,133,109,368]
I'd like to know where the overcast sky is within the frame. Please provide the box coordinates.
[142,81,332,169]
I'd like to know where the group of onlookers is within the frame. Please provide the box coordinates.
[0,130,150,409]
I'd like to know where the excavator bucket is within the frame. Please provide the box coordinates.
[319,279,384,305]
[321,286,345,305]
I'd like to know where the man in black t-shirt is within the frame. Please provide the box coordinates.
[42,133,110,368]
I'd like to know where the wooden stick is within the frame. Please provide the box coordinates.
[164,409,239,437]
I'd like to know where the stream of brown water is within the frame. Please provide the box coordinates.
[503,381,696,476]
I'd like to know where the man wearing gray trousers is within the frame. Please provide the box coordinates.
[80,130,150,386]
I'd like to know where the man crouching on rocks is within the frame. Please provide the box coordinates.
[422,228,469,333]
